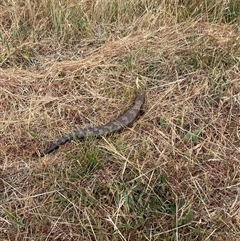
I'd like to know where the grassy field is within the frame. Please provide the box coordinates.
[0,0,240,240]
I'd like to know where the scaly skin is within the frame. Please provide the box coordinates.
[41,92,145,157]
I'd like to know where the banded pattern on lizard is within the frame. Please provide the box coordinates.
[41,92,145,157]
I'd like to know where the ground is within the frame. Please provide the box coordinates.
[0,1,240,240]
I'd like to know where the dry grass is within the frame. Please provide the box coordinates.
[0,0,240,240]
